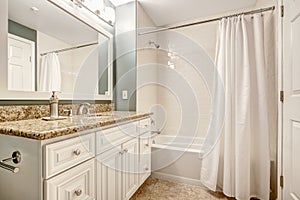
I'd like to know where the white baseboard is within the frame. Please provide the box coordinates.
[151,172,202,186]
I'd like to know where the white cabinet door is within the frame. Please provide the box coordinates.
[45,159,95,200]
[97,147,122,200]
[139,136,151,185]
[283,0,300,199]
[122,138,139,200]
[96,119,151,200]
[8,34,35,91]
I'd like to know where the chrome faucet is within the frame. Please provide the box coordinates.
[77,103,92,115]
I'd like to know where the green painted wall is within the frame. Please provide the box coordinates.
[8,20,37,42]
[114,2,137,111]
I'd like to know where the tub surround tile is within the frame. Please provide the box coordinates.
[0,104,113,122]
[0,111,152,140]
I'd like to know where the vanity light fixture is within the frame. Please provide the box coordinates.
[30,6,39,14]
[95,9,101,15]
[71,0,85,8]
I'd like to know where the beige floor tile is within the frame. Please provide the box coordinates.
[130,177,234,200]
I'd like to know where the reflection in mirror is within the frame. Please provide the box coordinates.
[81,0,116,25]
[8,0,111,97]
[8,22,36,92]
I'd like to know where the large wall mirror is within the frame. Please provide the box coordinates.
[1,0,113,100]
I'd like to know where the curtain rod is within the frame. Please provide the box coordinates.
[40,42,98,56]
[139,6,275,35]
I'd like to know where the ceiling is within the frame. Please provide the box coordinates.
[138,0,257,26]
[9,0,98,45]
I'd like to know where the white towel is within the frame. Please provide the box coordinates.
[39,53,61,92]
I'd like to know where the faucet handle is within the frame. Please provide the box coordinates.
[63,109,73,117]
[87,106,95,115]
[77,103,94,115]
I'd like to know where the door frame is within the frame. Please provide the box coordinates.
[277,0,283,199]
[8,33,36,91]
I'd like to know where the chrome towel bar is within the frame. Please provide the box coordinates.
[151,130,161,135]
[0,151,21,174]
[0,162,19,173]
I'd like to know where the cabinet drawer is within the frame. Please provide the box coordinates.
[45,159,95,200]
[45,133,95,178]
[96,122,137,154]
[138,118,151,134]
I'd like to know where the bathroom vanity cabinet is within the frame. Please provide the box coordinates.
[0,117,153,200]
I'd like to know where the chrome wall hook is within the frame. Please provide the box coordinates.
[2,151,21,164]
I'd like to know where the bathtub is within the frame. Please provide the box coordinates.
[151,135,204,185]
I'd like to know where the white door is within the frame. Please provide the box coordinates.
[8,34,35,91]
[282,0,300,199]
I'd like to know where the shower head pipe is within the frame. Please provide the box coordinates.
[149,41,160,48]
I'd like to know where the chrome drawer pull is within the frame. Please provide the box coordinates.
[73,149,81,156]
[74,189,82,196]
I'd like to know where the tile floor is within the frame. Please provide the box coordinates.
[131,177,235,200]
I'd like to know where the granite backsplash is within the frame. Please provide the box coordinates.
[0,104,113,122]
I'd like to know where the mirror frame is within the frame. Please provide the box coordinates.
[0,0,113,100]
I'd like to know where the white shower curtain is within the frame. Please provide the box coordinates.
[39,53,61,92]
[200,14,270,200]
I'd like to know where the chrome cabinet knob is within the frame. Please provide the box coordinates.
[123,148,128,153]
[144,167,149,171]
[73,149,81,156]
[74,189,82,196]
[145,144,149,147]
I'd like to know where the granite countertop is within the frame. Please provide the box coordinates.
[0,111,152,140]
